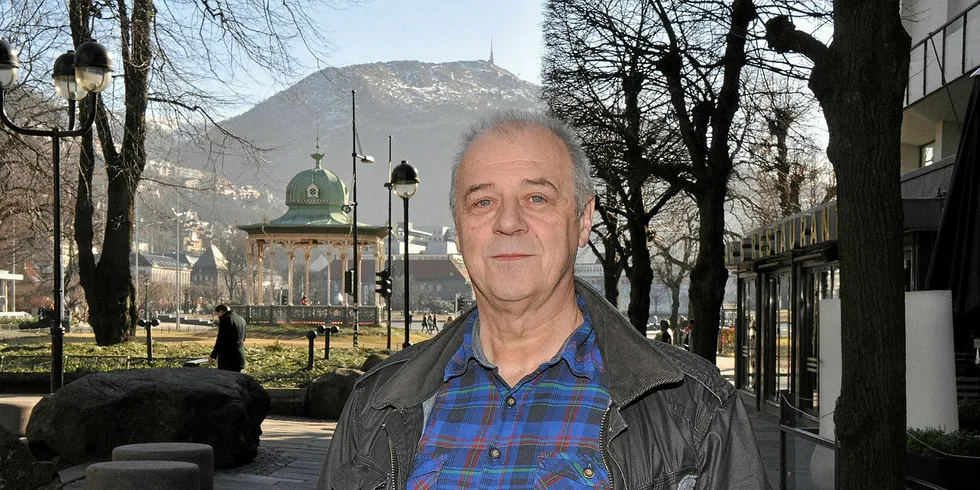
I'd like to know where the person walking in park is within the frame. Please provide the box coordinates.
[658,319,672,344]
[318,110,769,488]
[209,304,247,372]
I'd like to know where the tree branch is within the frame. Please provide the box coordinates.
[764,15,828,65]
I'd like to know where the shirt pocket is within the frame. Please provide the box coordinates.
[534,452,610,489]
[406,452,448,490]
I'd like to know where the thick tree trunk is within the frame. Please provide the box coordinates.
[669,281,681,345]
[687,182,729,364]
[70,0,151,345]
[627,194,652,336]
[809,1,910,486]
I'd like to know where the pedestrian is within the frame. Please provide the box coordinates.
[421,314,429,333]
[208,304,247,372]
[430,314,438,332]
[658,319,672,344]
[683,319,694,350]
[300,295,308,306]
[318,110,769,488]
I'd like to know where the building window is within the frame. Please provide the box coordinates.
[920,141,935,167]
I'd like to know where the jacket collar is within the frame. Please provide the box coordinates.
[370,278,684,410]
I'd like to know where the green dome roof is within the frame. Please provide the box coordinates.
[269,151,352,226]
[285,163,347,206]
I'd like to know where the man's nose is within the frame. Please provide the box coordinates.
[493,197,528,235]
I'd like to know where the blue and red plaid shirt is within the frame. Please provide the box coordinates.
[408,297,611,489]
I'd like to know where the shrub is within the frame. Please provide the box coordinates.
[907,427,980,457]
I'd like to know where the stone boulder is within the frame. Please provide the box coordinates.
[359,353,389,372]
[0,424,55,489]
[26,368,269,468]
[307,368,363,420]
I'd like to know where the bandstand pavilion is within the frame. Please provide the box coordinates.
[236,146,387,325]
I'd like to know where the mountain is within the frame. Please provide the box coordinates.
[192,60,541,227]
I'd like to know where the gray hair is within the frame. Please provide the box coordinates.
[449,109,596,223]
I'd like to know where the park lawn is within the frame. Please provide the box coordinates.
[0,326,434,388]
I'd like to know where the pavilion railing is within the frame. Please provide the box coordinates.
[230,305,381,326]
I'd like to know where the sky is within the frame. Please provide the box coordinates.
[269,0,545,92]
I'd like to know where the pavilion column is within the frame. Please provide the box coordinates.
[287,244,296,305]
[374,238,384,308]
[340,250,349,307]
[304,247,311,303]
[256,242,265,305]
[355,243,364,307]
[268,246,277,305]
[325,249,333,305]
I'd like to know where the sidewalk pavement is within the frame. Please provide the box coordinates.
[52,355,781,489]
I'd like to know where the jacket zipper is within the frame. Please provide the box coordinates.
[382,424,398,490]
[600,407,625,490]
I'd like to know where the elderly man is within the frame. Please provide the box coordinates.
[319,110,769,489]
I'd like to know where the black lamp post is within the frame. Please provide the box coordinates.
[349,89,374,348]
[391,160,419,348]
[0,38,113,392]
[383,135,393,350]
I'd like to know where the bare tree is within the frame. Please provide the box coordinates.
[543,0,758,359]
[649,198,698,343]
[765,1,910,485]
[40,0,343,345]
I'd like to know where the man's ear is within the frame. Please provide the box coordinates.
[578,196,595,247]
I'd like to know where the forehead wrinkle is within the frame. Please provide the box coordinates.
[521,177,560,194]
[462,182,494,202]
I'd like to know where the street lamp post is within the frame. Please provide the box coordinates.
[391,160,419,348]
[349,89,374,347]
[172,209,183,331]
[0,38,113,392]
[384,135,393,350]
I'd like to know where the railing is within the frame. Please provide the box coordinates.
[0,355,200,374]
[231,304,381,326]
[779,392,836,489]
[906,0,980,106]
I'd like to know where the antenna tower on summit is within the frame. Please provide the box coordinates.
[490,36,495,65]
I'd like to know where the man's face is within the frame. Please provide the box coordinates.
[454,126,593,306]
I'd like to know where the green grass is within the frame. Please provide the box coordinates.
[0,338,389,388]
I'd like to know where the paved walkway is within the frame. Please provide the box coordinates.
[49,356,782,489]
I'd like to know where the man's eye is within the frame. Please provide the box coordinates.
[529,195,546,203]
[475,199,492,207]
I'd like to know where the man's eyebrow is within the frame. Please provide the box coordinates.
[462,183,494,202]
[521,178,560,193]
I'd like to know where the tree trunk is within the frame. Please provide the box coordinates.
[687,181,729,364]
[669,280,681,345]
[70,0,151,345]
[807,2,910,486]
[627,194,652,336]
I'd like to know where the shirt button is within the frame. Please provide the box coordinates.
[505,396,516,407]
[583,467,595,478]
[489,447,501,459]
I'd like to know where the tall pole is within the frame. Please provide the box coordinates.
[350,90,359,347]
[385,135,393,350]
[402,197,411,348]
[50,128,65,392]
[175,213,181,331]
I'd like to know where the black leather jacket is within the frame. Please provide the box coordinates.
[318,280,770,489]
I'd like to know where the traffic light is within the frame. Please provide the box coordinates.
[375,269,392,299]
[344,268,355,296]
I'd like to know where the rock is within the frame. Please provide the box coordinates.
[26,368,269,468]
[0,424,56,489]
[307,368,363,420]
[359,353,388,372]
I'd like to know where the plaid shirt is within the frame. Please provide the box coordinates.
[408,297,611,489]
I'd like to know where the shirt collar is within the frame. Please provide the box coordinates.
[443,295,601,381]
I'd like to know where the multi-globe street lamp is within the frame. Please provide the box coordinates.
[0,38,113,392]
[391,160,419,348]
[349,90,374,348]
